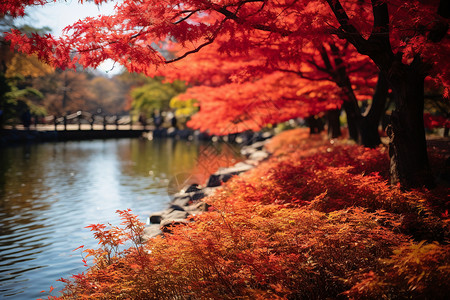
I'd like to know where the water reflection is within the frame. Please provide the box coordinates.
[0,138,242,299]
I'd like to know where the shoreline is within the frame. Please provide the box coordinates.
[0,127,272,147]
[142,133,274,241]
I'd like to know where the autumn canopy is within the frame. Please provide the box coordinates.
[1,0,449,188]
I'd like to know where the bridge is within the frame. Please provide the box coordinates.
[1,111,152,144]
[37,111,145,131]
[1,110,216,146]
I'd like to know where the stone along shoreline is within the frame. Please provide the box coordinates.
[142,135,273,241]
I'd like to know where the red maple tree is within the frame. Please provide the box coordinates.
[162,37,382,144]
[3,0,449,188]
[161,41,373,138]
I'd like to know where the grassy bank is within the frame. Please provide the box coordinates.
[44,128,449,299]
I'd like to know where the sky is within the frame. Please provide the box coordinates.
[22,0,124,76]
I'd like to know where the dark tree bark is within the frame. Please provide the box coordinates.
[325,43,362,143]
[327,108,341,138]
[306,115,325,134]
[320,43,386,146]
[341,99,361,142]
[387,58,434,188]
[326,0,435,188]
[360,72,389,148]
[330,45,387,147]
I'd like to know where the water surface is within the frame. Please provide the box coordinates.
[0,138,241,299]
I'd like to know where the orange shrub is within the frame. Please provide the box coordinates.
[49,128,449,299]
[346,241,450,299]
[55,205,410,299]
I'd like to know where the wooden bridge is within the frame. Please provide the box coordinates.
[2,110,259,145]
[36,111,145,132]
[2,111,152,144]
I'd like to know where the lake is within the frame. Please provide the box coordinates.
[0,137,242,299]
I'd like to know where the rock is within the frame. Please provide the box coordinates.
[251,131,273,142]
[185,183,201,193]
[189,190,206,201]
[142,224,162,241]
[249,141,267,150]
[261,131,274,140]
[163,209,190,220]
[241,145,257,156]
[142,134,272,241]
[231,162,255,171]
[171,191,185,199]
[160,219,190,234]
[206,174,222,187]
[149,214,163,224]
[149,210,170,224]
[235,132,253,144]
[149,206,188,224]
[172,190,206,203]
[206,162,254,187]
[185,201,210,214]
[171,196,191,207]
[169,204,186,211]
[206,173,235,187]
[249,150,269,161]
[244,159,260,166]
[220,173,234,183]
[202,187,219,196]
[194,130,210,140]
[241,140,268,156]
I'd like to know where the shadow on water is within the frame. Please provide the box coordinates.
[0,137,242,299]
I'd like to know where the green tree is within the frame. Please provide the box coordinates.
[170,96,198,117]
[131,77,186,117]
[0,15,50,128]
[0,73,44,127]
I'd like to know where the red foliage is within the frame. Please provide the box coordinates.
[0,0,46,17]
[160,38,378,134]
[181,72,345,134]
[48,129,449,299]
[3,1,448,90]
[345,241,450,299]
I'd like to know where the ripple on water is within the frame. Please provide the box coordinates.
[1,138,242,299]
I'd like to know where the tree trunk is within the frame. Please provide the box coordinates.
[325,0,435,188]
[387,61,434,189]
[359,117,381,148]
[327,108,341,138]
[320,42,381,144]
[306,115,325,134]
[360,72,389,148]
[342,99,360,142]
[326,43,362,143]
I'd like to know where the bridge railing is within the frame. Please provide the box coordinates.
[43,111,137,131]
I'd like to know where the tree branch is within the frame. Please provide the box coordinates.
[165,18,228,64]
[307,58,329,74]
[164,39,214,63]
[214,3,293,36]
[368,0,392,53]
[325,0,395,71]
[319,45,333,73]
[325,0,372,55]
[276,68,331,82]
[173,10,201,25]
